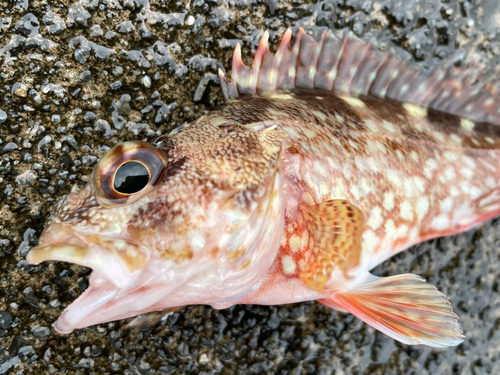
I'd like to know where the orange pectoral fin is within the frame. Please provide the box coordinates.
[320,274,464,348]
[299,199,364,292]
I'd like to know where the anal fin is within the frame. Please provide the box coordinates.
[300,200,364,292]
[319,274,464,347]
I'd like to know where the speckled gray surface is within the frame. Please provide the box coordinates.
[1,0,500,374]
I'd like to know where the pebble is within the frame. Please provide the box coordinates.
[0,109,7,123]
[68,3,91,27]
[43,11,66,34]
[0,311,13,329]
[80,70,92,82]
[0,142,18,155]
[15,13,39,37]
[110,81,123,90]
[12,82,29,97]
[63,135,79,150]
[51,114,61,124]
[48,299,61,309]
[141,75,152,88]
[112,66,124,76]
[32,326,50,338]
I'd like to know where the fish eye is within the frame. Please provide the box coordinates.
[94,142,167,206]
[113,161,150,194]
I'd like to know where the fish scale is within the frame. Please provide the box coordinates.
[26,28,500,347]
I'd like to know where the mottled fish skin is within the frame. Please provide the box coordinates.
[223,90,500,302]
[26,28,500,346]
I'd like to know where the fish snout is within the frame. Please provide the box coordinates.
[26,223,148,289]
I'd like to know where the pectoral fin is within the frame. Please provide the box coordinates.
[319,274,464,347]
[300,199,364,292]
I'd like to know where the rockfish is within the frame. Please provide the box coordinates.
[27,28,500,347]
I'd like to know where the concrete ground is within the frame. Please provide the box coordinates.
[1,0,500,373]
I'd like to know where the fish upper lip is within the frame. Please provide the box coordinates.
[27,222,90,266]
[26,222,144,289]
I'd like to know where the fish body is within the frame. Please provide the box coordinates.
[27,29,500,347]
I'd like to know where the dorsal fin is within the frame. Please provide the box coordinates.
[218,28,500,125]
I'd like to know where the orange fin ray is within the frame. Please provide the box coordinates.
[299,200,364,292]
[320,274,464,348]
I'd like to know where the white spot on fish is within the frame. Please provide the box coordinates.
[385,220,407,239]
[334,177,349,198]
[272,93,294,100]
[350,184,361,201]
[485,137,495,144]
[314,160,327,176]
[289,235,302,253]
[400,201,414,221]
[365,120,380,133]
[443,166,456,181]
[486,177,496,188]
[413,176,426,194]
[383,192,395,211]
[444,152,458,162]
[453,203,474,226]
[127,247,138,258]
[341,95,365,108]
[462,156,476,169]
[450,186,460,198]
[385,219,396,239]
[348,139,359,150]
[368,206,383,230]
[468,186,482,199]
[408,227,419,242]
[76,220,87,227]
[434,132,445,142]
[360,178,372,195]
[404,103,427,118]
[319,182,330,197]
[450,134,462,146]
[362,230,380,255]
[396,224,409,238]
[416,196,429,220]
[313,110,327,121]
[404,178,415,197]
[424,158,437,180]
[439,197,454,213]
[460,118,475,131]
[365,157,380,173]
[115,240,126,250]
[387,170,403,187]
[430,214,450,230]
[282,255,296,275]
[303,127,318,139]
[461,168,474,180]
[382,120,396,133]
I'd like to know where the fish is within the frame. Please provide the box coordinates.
[26,27,500,347]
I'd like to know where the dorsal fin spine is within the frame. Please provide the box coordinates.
[309,30,327,85]
[222,28,499,124]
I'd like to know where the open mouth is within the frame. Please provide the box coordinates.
[26,223,156,333]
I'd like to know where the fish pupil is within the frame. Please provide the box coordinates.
[114,161,150,194]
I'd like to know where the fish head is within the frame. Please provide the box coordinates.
[27,121,287,333]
